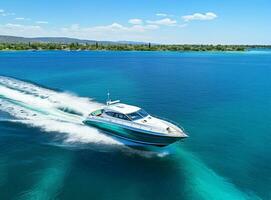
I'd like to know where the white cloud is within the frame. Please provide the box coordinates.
[62,23,158,34]
[0,16,176,42]
[0,23,44,37]
[178,23,188,28]
[59,22,160,41]
[145,24,159,30]
[5,23,41,29]
[182,12,217,22]
[0,9,15,17]
[36,21,49,24]
[100,22,124,30]
[128,18,142,25]
[15,17,25,20]
[156,13,167,17]
[147,18,177,26]
[129,24,159,32]
[15,17,31,21]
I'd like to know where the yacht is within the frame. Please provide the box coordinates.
[83,97,187,146]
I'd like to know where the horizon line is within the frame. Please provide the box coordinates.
[0,34,271,46]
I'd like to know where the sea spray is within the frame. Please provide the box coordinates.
[0,76,167,158]
[0,95,117,145]
[0,76,119,145]
[0,76,102,118]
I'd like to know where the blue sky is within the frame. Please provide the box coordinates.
[0,0,270,44]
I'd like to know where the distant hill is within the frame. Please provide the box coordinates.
[0,35,147,45]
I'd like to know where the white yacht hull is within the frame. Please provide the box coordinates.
[83,117,186,146]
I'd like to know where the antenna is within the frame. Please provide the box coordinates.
[106,91,120,106]
[106,91,110,105]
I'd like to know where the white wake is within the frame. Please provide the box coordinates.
[0,76,122,145]
[0,76,169,157]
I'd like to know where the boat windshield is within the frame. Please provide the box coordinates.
[138,109,149,118]
[91,109,104,116]
[127,109,149,121]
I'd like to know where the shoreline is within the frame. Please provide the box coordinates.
[0,43,259,52]
[0,48,249,52]
[0,49,247,52]
[0,49,248,53]
[0,45,270,53]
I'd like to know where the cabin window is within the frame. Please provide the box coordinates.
[127,109,149,121]
[114,113,130,121]
[105,111,115,117]
[122,115,130,120]
[127,112,142,121]
[105,112,130,121]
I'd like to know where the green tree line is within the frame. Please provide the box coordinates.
[0,42,270,51]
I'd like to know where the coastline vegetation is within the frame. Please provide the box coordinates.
[0,42,270,52]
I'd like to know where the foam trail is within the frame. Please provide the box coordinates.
[18,154,72,200]
[0,76,166,157]
[0,76,100,118]
[0,76,120,144]
[175,148,261,200]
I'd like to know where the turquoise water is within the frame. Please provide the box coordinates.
[0,50,270,200]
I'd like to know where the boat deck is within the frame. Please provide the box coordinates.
[86,114,184,137]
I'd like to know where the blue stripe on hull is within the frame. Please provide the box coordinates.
[84,120,180,146]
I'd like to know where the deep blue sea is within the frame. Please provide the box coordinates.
[0,50,270,200]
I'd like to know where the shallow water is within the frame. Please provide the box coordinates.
[0,50,270,199]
